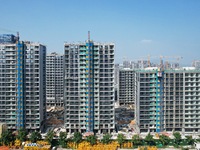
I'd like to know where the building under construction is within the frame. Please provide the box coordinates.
[118,68,137,106]
[136,67,200,133]
[0,34,46,132]
[136,67,164,133]
[117,65,200,133]
[64,34,115,134]
[46,52,64,107]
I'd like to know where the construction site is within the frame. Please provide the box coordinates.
[46,106,64,132]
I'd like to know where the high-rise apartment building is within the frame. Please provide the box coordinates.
[118,68,136,105]
[0,34,46,132]
[25,42,46,132]
[192,60,200,69]
[64,38,115,133]
[136,67,164,133]
[46,52,63,107]
[164,68,200,133]
[135,67,200,133]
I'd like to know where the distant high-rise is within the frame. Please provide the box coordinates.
[64,38,115,133]
[0,34,46,132]
[123,60,131,68]
[118,68,136,105]
[192,60,200,69]
[46,52,64,107]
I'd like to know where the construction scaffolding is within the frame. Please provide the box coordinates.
[85,38,94,132]
[155,68,164,132]
[16,39,25,129]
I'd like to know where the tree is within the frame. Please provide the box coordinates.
[30,131,41,143]
[86,135,97,146]
[185,135,194,145]
[1,130,15,146]
[101,133,112,144]
[132,134,142,147]
[145,133,155,146]
[73,132,82,148]
[45,130,54,145]
[173,132,181,145]
[117,133,125,148]
[59,132,67,148]
[16,128,28,142]
[159,134,170,146]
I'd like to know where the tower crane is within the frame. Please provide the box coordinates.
[147,55,183,69]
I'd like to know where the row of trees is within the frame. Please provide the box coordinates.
[131,132,196,148]
[0,130,116,148]
[0,129,198,149]
[0,128,49,146]
[63,132,196,148]
[70,132,197,148]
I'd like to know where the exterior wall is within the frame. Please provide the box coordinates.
[64,43,79,133]
[164,71,184,132]
[164,70,200,133]
[24,42,46,132]
[0,43,17,130]
[114,64,120,86]
[98,43,115,133]
[46,52,63,107]
[184,71,200,133]
[64,41,115,134]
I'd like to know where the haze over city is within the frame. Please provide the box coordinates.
[1,0,200,64]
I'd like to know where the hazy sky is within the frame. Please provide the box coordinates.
[1,0,200,65]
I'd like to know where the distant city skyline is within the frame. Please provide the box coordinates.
[1,0,200,65]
